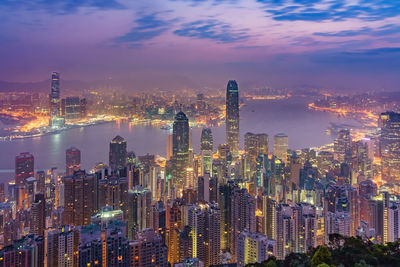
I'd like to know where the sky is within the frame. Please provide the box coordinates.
[0,0,400,91]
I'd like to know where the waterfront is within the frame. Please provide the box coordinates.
[0,97,362,183]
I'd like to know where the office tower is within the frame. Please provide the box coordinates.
[231,188,256,259]
[380,112,400,182]
[244,133,269,160]
[172,110,190,189]
[35,171,45,194]
[275,204,295,260]
[15,152,34,185]
[129,228,168,267]
[201,128,213,175]
[209,176,218,203]
[47,226,80,267]
[273,133,288,163]
[166,133,173,161]
[334,129,351,162]
[197,173,210,203]
[80,98,87,118]
[126,186,152,238]
[168,200,182,265]
[245,133,269,179]
[50,72,60,118]
[109,135,127,172]
[188,203,221,266]
[0,235,45,267]
[61,96,81,120]
[30,193,45,237]
[237,230,275,267]
[66,146,81,176]
[226,80,239,157]
[62,170,97,226]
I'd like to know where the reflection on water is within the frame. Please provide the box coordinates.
[0,97,361,183]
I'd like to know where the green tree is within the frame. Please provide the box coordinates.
[311,246,332,267]
[316,264,330,267]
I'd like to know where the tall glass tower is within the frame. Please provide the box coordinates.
[172,110,190,188]
[226,80,239,157]
[201,128,213,175]
[50,72,60,117]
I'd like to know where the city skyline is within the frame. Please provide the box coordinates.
[1,1,400,267]
[0,0,400,90]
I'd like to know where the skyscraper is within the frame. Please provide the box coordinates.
[226,80,239,157]
[30,193,45,237]
[109,135,127,172]
[334,129,351,163]
[15,152,34,185]
[273,133,288,163]
[50,72,60,118]
[66,147,81,176]
[201,128,213,175]
[172,110,190,188]
[379,112,400,182]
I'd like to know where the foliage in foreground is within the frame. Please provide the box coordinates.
[245,234,400,267]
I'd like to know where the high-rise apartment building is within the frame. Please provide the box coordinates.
[237,230,275,267]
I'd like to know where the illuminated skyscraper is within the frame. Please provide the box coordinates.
[49,72,60,117]
[109,135,127,172]
[334,129,351,162]
[273,133,288,163]
[172,110,190,188]
[226,80,239,157]
[66,147,81,176]
[201,128,213,175]
[15,152,34,185]
[380,112,400,182]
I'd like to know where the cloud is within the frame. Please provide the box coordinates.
[114,14,174,45]
[261,0,400,22]
[0,0,125,14]
[314,24,400,37]
[174,19,249,43]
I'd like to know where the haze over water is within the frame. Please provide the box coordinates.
[0,97,361,183]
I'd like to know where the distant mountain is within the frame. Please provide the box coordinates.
[0,80,90,93]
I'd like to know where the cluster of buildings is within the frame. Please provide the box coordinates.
[49,72,87,127]
[1,80,400,266]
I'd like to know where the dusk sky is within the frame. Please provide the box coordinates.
[1,0,400,91]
